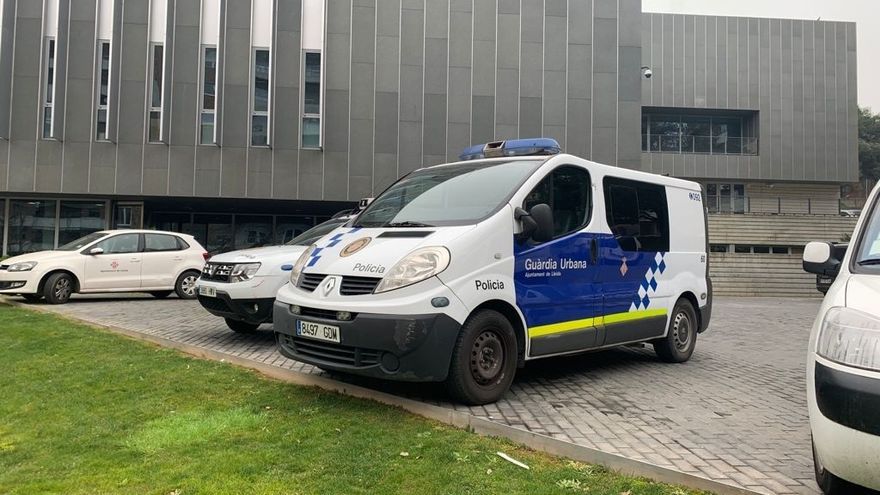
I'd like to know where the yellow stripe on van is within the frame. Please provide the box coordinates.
[527,309,668,339]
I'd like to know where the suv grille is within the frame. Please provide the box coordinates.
[297,273,327,292]
[201,262,233,282]
[278,334,381,367]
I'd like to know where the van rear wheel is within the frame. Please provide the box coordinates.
[653,298,697,363]
[446,310,517,405]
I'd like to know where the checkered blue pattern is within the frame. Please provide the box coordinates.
[306,227,363,267]
[631,252,666,311]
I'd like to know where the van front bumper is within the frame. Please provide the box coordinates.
[273,301,461,382]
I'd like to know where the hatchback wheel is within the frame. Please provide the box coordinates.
[175,271,200,299]
[43,273,75,305]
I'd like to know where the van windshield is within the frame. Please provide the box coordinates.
[354,160,544,227]
[855,196,880,271]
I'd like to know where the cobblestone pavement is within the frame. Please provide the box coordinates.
[11,295,821,494]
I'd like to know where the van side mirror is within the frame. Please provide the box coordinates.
[529,204,554,243]
[89,247,104,255]
[803,241,842,276]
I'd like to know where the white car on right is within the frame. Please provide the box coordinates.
[803,182,880,494]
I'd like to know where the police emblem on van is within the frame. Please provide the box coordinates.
[340,237,372,257]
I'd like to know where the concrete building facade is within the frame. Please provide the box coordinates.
[0,0,859,266]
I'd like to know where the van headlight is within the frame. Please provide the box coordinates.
[816,307,880,372]
[375,247,450,294]
[289,245,317,286]
[230,263,261,282]
[7,261,37,272]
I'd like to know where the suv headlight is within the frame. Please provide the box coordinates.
[230,263,261,282]
[290,245,316,286]
[7,261,38,272]
[816,307,880,372]
[375,247,450,294]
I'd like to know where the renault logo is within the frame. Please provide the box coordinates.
[322,277,336,296]
[340,237,372,257]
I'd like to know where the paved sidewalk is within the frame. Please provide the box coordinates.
[10,295,821,494]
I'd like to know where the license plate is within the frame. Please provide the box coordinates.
[296,320,341,343]
[198,286,216,297]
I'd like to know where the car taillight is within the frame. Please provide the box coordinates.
[202,252,210,261]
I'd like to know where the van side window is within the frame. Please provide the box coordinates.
[604,177,670,252]
[523,166,591,239]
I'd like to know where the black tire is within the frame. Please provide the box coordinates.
[653,298,698,363]
[445,309,518,405]
[813,439,872,494]
[225,318,260,333]
[150,291,173,299]
[174,271,200,299]
[42,272,75,305]
[21,294,43,303]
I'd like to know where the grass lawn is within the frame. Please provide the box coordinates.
[0,304,708,495]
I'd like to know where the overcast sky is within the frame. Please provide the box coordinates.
[642,0,879,112]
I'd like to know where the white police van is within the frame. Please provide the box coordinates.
[274,138,712,404]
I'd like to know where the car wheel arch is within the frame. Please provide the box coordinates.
[38,269,81,293]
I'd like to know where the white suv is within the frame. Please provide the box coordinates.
[803,182,880,494]
[196,215,354,333]
[0,229,207,304]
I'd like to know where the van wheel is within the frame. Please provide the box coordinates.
[43,273,74,305]
[174,271,200,299]
[150,291,173,299]
[225,318,260,333]
[813,439,865,494]
[653,299,697,363]
[446,310,517,405]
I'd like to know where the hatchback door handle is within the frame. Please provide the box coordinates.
[130,258,141,263]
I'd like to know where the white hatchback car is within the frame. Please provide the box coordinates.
[803,182,880,494]
[0,229,208,304]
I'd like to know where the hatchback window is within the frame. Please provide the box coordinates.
[145,234,182,252]
[94,233,140,254]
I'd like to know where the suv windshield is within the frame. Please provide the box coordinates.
[354,159,544,228]
[58,232,108,251]
[286,219,347,246]
[855,195,880,269]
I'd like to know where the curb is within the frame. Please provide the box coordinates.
[4,299,761,495]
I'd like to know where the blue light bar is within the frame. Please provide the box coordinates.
[459,138,562,161]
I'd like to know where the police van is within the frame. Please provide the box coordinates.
[273,138,712,404]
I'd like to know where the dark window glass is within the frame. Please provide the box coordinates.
[709,244,729,253]
[144,234,182,252]
[753,245,770,254]
[0,201,5,251]
[650,115,680,152]
[302,117,320,148]
[149,111,161,142]
[190,214,233,254]
[234,215,273,249]
[200,113,215,144]
[58,232,108,251]
[254,49,270,112]
[96,109,108,140]
[733,184,745,213]
[523,166,592,238]
[304,52,321,114]
[719,184,732,212]
[45,39,55,104]
[251,115,268,146]
[43,107,53,139]
[151,45,164,109]
[151,212,191,233]
[734,245,751,253]
[771,246,789,254]
[7,200,57,255]
[99,42,110,106]
[276,216,317,244]
[59,201,106,246]
[604,178,670,252]
[202,47,216,110]
[681,116,710,153]
[287,218,346,246]
[95,233,140,254]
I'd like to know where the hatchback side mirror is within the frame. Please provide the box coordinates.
[89,247,105,255]
[803,241,841,276]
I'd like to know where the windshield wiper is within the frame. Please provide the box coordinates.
[857,258,880,266]
[384,221,434,228]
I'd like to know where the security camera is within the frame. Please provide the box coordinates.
[641,66,652,79]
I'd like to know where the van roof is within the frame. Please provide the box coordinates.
[423,154,702,191]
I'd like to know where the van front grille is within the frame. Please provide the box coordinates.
[278,333,381,367]
[339,276,381,295]
[297,273,326,292]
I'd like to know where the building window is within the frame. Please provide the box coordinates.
[234,215,273,249]
[59,201,107,246]
[200,46,217,144]
[42,38,56,139]
[96,41,111,141]
[7,200,57,255]
[252,48,270,146]
[302,51,321,148]
[149,44,165,142]
[706,183,746,214]
[641,109,758,155]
